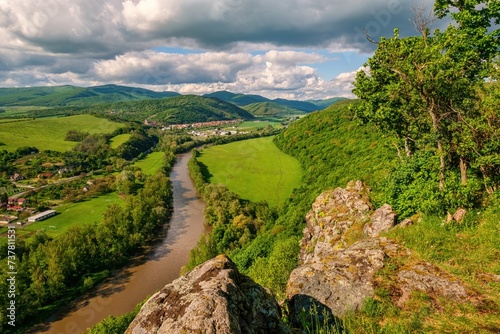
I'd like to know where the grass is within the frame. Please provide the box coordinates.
[110,133,131,149]
[197,136,302,207]
[131,152,165,175]
[349,206,500,333]
[0,114,124,151]
[236,120,283,129]
[20,192,124,239]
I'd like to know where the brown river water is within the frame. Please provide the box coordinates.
[31,152,209,334]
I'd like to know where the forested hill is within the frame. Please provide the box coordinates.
[202,90,339,112]
[0,84,179,107]
[242,101,304,116]
[86,95,254,124]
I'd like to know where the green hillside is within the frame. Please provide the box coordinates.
[0,114,124,151]
[197,136,302,207]
[203,91,269,106]
[0,84,179,107]
[272,98,319,112]
[84,95,253,124]
[308,97,349,109]
[242,102,304,116]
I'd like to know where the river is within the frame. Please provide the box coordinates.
[32,151,209,334]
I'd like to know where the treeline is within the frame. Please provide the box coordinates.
[0,158,174,332]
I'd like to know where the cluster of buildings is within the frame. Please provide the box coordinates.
[6,197,27,212]
[145,119,243,131]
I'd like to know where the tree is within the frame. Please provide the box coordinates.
[353,1,500,193]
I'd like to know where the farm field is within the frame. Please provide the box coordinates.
[197,136,302,207]
[131,151,165,175]
[22,192,124,239]
[0,114,124,151]
[235,120,283,129]
[110,133,132,149]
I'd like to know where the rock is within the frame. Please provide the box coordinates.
[363,204,397,237]
[288,237,404,319]
[287,181,473,324]
[126,254,290,334]
[453,207,467,222]
[300,181,372,264]
[397,262,469,306]
[398,218,414,228]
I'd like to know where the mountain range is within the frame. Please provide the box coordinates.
[0,85,347,115]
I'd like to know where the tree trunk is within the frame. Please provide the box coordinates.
[480,165,494,195]
[459,157,467,185]
[437,139,445,191]
[429,106,445,190]
[393,142,403,161]
[404,137,412,157]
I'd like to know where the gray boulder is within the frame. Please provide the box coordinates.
[126,254,290,334]
[363,203,397,237]
[287,181,472,324]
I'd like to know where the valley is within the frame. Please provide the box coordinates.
[0,76,499,334]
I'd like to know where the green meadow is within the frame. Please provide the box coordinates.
[236,120,283,129]
[0,114,124,151]
[197,136,302,207]
[110,133,132,149]
[131,151,165,175]
[23,192,124,239]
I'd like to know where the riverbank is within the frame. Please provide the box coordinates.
[29,152,209,333]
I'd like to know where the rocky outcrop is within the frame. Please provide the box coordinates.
[127,181,476,333]
[126,254,290,334]
[287,181,473,324]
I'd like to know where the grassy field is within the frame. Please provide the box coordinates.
[236,120,283,129]
[110,133,131,149]
[23,192,123,238]
[197,136,302,207]
[131,152,165,175]
[0,114,124,151]
[0,192,124,248]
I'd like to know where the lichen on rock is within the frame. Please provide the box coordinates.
[126,254,291,334]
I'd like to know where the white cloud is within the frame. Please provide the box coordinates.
[0,0,443,98]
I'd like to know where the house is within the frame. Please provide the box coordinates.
[8,198,16,205]
[17,198,26,206]
[37,172,53,179]
[7,205,23,212]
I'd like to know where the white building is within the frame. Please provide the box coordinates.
[28,210,56,223]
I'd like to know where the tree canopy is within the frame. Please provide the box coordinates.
[352,0,500,212]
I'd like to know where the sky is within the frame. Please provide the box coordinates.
[0,0,443,100]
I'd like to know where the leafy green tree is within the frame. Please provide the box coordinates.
[353,1,500,193]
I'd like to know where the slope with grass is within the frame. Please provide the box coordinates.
[197,136,302,207]
[0,114,124,151]
[110,133,132,149]
[22,192,124,239]
[131,152,165,175]
[0,84,179,107]
[242,101,304,116]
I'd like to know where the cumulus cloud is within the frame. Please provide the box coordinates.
[87,50,340,99]
[0,0,442,98]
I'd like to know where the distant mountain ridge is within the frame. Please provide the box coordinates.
[242,101,305,116]
[203,90,339,112]
[0,84,179,107]
[0,85,347,114]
